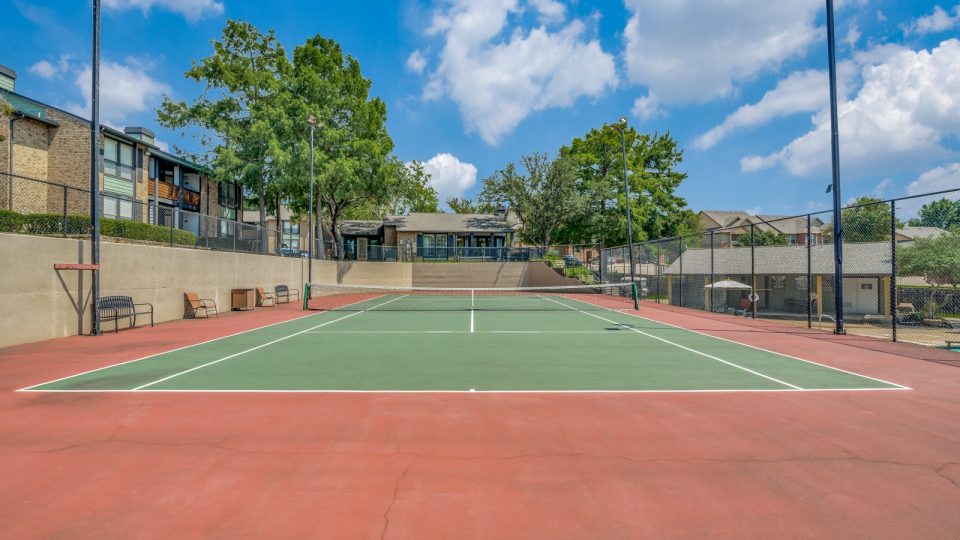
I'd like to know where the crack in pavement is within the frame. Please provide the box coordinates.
[381,455,417,540]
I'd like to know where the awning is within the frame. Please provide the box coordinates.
[704,279,752,290]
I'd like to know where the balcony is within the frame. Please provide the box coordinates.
[148,179,200,207]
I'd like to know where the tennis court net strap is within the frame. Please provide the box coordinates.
[304,283,639,311]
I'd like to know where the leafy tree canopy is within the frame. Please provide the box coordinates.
[446,197,497,214]
[907,198,960,230]
[822,196,902,243]
[734,229,789,247]
[481,152,586,250]
[558,125,696,246]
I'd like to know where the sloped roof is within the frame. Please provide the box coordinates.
[897,226,948,240]
[385,213,513,233]
[663,242,895,276]
[699,211,778,233]
[341,220,383,236]
[755,215,826,235]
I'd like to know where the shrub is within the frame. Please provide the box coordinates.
[0,209,24,232]
[564,265,594,284]
[21,213,91,235]
[100,218,197,246]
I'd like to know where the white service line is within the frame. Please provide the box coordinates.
[540,296,803,390]
[131,295,409,391]
[470,308,475,333]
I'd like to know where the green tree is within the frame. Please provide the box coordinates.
[908,198,960,229]
[0,98,13,143]
[898,231,960,316]
[446,196,496,214]
[481,152,585,250]
[276,35,396,258]
[158,20,289,252]
[734,229,789,246]
[822,196,901,243]
[344,159,439,218]
[558,125,695,246]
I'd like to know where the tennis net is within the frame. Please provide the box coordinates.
[304,283,639,312]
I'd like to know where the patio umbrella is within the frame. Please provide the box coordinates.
[704,279,752,290]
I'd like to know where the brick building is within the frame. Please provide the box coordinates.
[0,64,240,236]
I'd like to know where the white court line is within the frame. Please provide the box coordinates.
[130,295,409,390]
[17,294,392,392]
[17,387,909,394]
[622,302,912,390]
[540,296,803,390]
[303,330,632,334]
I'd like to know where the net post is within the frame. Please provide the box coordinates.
[303,282,310,310]
[632,282,639,310]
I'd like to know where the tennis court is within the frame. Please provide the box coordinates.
[20,285,907,393]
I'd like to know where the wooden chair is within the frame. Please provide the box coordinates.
[256,287,276,307]
[184,292,218,318]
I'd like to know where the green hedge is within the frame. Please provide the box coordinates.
[0,209,24,232]
[100,218,197,246]
[1,211,197,246]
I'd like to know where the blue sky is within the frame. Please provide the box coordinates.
[2,0,959,216]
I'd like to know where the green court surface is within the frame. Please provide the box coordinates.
[22,295,907,393]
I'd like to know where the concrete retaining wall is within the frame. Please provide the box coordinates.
[0,234,544,348]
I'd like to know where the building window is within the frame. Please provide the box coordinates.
[103,138,134,182]
[218,182,238,208]
[282,220,300,249]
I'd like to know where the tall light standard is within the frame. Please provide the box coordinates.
[90,0,102,335]
[825,0,845,335]
[613,117,637,288]
[306,115,320,286]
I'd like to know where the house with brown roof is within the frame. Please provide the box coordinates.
[698,210,825,247]
[340,212,516,261]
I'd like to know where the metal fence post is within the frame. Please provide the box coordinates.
[807,214,812,328]
[678,237,683,307]
[890,201,897,342]
[656,239,661,304]
[709,230,715,311]
[750,224,756,318]
[62,185,68,237]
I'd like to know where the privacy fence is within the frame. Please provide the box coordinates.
[601,188,960,350]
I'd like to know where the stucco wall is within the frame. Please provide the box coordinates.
[0,234,419,348]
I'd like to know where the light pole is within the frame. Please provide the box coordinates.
[306,115,320,286]
[90,0,101,335]
[825,0,845,335]
[614,117,637,288]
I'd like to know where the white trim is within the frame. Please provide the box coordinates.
[17,295,386,392]
[541,295,803,389]
[18,387,910,394]
[131,295,408,390]
[626,303,911,390]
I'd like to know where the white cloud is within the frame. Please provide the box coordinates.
[66,59,171,125]
[102,0,224,22]
[845,23,861,48]
[741,40,960,178]
[406,50,427,74]
[872,178,893,198]
[907,162,960,196]
[631,94,663,120]
[423,0,617,145]
[419,153,478,204]
[622,1,824,110]
[28,60,56,79]
[695,69,831,150]
[528,0,566,23]
[904,4,960,36]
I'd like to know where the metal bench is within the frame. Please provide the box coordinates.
[98,295,153,333]
[274,284,300,304]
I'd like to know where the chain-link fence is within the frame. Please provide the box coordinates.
[601,188,960,351]
[1,172,296,257]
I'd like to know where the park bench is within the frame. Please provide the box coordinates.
[184,292,218,319]
[98,295,153,333]
[274,284,300,304]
